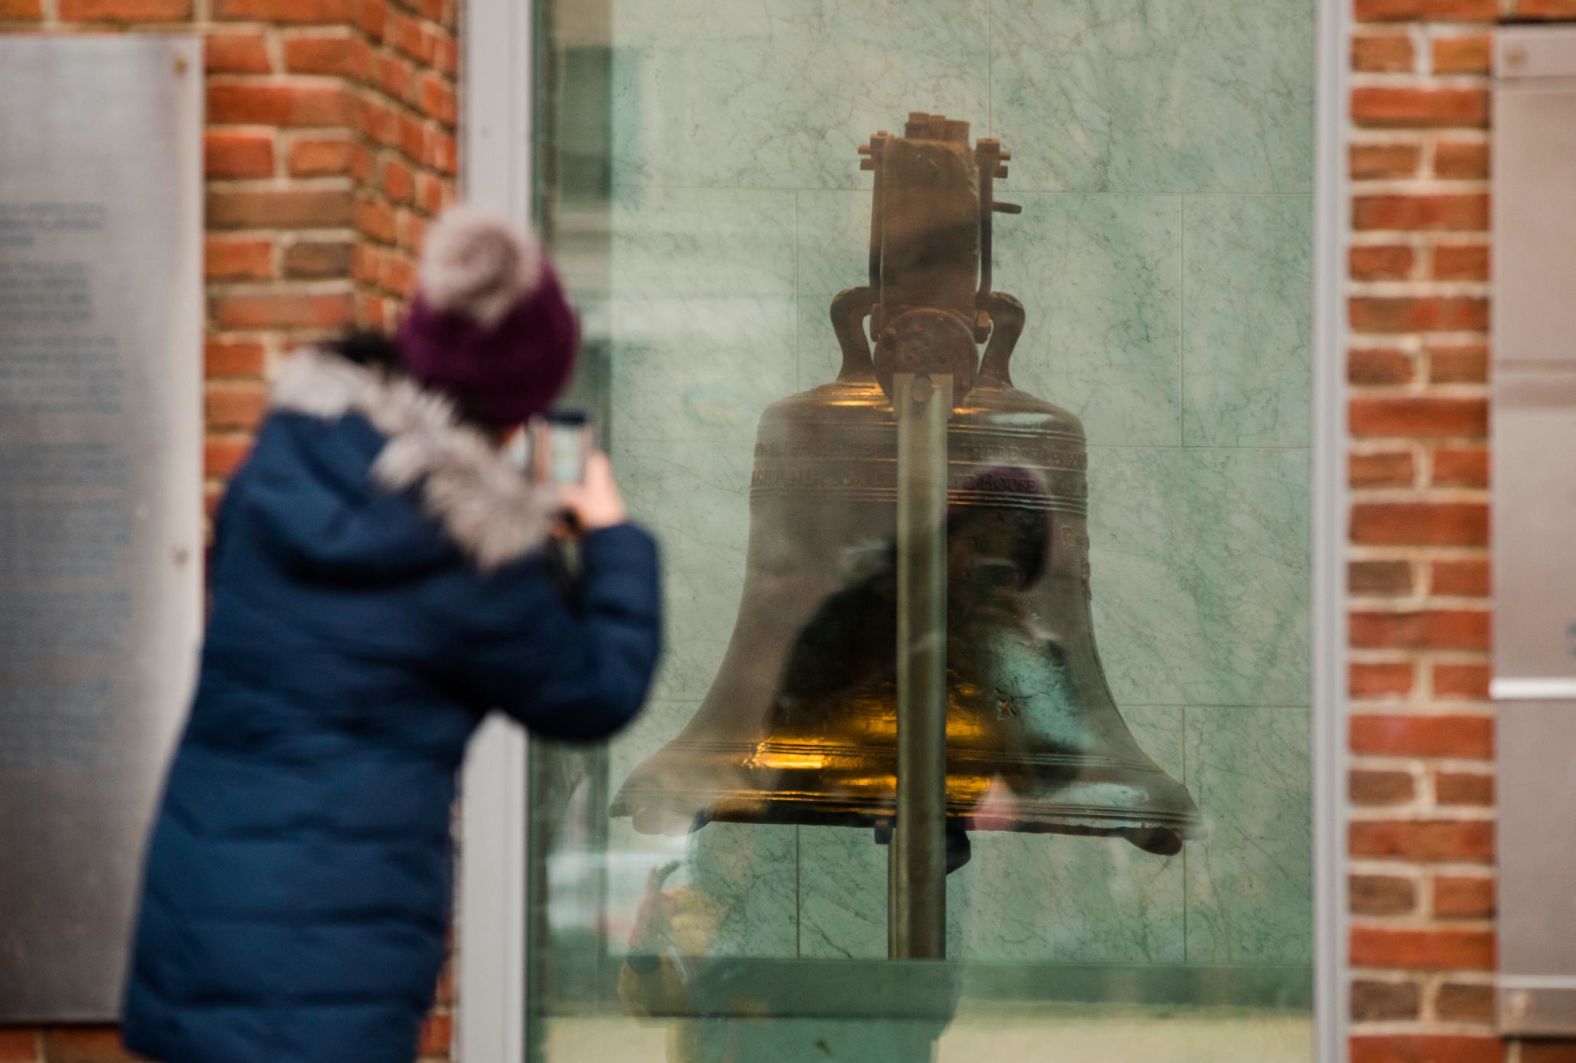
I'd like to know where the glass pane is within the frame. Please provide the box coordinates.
[528,0,1316,1059]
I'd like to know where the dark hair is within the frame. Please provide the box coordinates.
[326,328,507,434]
[327,329,405,374]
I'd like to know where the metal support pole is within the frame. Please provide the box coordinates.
[890,371,951,961]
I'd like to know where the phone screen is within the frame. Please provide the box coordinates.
[527,410,593,485]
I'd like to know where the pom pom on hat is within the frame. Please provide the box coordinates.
[397,207,578,428]
[417,207,544,327]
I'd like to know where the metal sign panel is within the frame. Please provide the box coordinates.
[0,37,202,1021]
[1493,25,1576,366]
[1500,700,1576,1035]
[1491,370,1576,688]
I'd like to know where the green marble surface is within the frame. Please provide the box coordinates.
[793,190,875,387]
[995,193,1183,447]
[683,822,802,959]
[613,439,753,702]
[1087,446,1312,709]
[1181,195,1314,447]
[607,187,797,445]
[990,0,1315,193]
[608,0,990,190]
[1184,706,1313,963]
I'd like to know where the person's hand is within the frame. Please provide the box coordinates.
[558,451,626,533]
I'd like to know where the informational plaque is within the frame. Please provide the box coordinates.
[0,37,202,1021]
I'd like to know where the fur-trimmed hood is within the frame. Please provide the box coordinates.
[126,353,662,1063]
[259,347,558,572]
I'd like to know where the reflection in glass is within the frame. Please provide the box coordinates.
[530,1,1315,1059]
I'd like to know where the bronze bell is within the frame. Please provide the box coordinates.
[611,112,1202,860]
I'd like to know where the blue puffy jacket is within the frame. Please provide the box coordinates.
[122,349,661,1062]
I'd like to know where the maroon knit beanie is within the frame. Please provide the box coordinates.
[396,208,578,428]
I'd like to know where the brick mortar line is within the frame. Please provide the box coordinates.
[1344,379,1491,390]
[1351,71,1495,84]
[1420,972,1500,985]
[206,276,357,292]
[1346,375,1491,385]
[1349,333,1491,344]
[1349,146,1484,163]
[1347,548,1491,558]
[204,225,361,241]
[1349,773,1495,786]
[1349,436,1474,446]
[1349,698,1496,708]
[1346,476,1489,490]
[1349,738,1494,744]
[1350,71,1494,84]
[1351,129,1490,141]
[1349,684,1494,690]
[1347,484,1491,497]
[1352,17,1496,25]
[1348,606,1492,617]
[35,19,200,30]
[1347,438,1491,447]
[1349,678,1494,687]
[1348,694,1493,704]
[1352,279,1492,292]
[205,71,349,84]
[1350,859,1498,874]
[1351,233,1494,243]
[1349,798,1494,813]
[1344,697,1494,711]
[1349,510,1492,521]
[1350,578,1495,588]
[207,122,364,138]
[1348,648,1493,659]
[1349,914,1499,927]
[1349,807,1497,821]
[206,175,359,190]
[1348,1023,1501,1036]
[1348,749,1498,763]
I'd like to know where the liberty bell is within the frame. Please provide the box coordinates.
[611,112,1202,862]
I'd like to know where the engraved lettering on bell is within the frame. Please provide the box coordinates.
[610,113,1203,860]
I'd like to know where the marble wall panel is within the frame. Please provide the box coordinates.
[1181,195,1313,448]
[995,193,1183,447]
[607,186,798,445]
[1086,446,1311,709]
[1183,706,1313,963]
[613,439,755,703]
[990,0,1315,193]
[608,0,989,189]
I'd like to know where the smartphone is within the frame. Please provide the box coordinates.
[526,409,594,486]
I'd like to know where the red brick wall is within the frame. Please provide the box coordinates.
[1348,1,1575,1061]
[0,1,459,1059]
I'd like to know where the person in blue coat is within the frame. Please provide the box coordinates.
[121,209,662,1062]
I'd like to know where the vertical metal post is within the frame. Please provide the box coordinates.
[890,371,951,961]
[460,0,535,1057]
